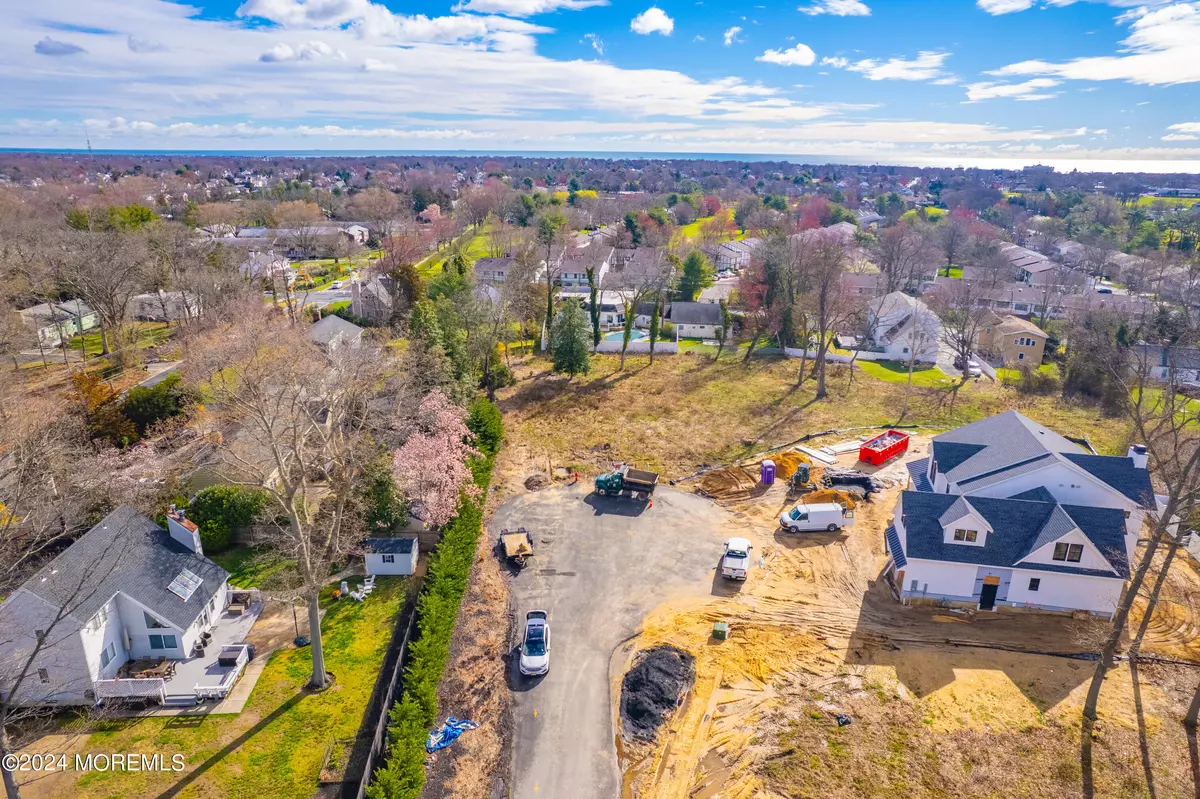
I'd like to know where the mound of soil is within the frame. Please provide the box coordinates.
[524,473,552,491]
[620,645,696,741]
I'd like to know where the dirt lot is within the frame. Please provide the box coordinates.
[431,353,1200,799]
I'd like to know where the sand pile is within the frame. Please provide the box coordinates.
[620,646,696,741]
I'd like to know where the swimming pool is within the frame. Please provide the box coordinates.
[602,330,648,342]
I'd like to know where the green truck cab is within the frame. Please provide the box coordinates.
[593,464,659,501]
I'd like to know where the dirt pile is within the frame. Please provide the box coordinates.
[524,473,551,491]
[620,645,696,741]
[697,467,758,500]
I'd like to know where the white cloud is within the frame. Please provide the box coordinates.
[453,0,608,15]
[1169,122,1200,133]
[723,26,743,45]
[820,56,847,68]
[965,77,1061,101]
[362,57,399,72]
[757,43,817,66]
[798,0,870,15]
[582,32,604,55]
[844,51,950,81]
[630,7,674,35]
[990,3,1200,85]
[260,40,345,62]
[1164,133,1199,140]
[977,0,1035,13]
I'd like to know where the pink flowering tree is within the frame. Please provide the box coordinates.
[391,390,480,527]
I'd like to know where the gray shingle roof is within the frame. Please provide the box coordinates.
[309,314,364,346]
[932,411,1083,484]
[937,496,975,527]
[1023,504,1079,560]
[907,458,933,492]
[1009,486,1056,503]
[23,507,228,630]
[669,302,722,326]
[364,537,416,554]
[885,524,907,569]
[1064,454,1155,509]
[897,491,1128,578]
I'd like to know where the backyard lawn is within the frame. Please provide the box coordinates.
[856,359,955,388]
[68,322,173,356]
[208,546,295,589]
[29,577,409,799]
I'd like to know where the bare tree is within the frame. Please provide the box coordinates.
[58,229,148,359]
[871,223,934,294]
[929,278,988,396]
[185,315,383,690]
[802,235,851,399]
[1079,350,1200,799]
[349,187,402,241]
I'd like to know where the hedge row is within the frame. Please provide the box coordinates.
[367,403,501,799]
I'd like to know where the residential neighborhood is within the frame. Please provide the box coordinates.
[3,141,1200,799]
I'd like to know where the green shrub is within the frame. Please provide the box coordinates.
[122,373,191,436]
[466,398,504,456]
[368,424,500,799]
[187,485,268,554]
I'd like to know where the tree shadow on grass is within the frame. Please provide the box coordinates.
[1130,658,1159,799]
[155,692,307,799]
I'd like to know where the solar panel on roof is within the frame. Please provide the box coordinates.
[168,568,203,601]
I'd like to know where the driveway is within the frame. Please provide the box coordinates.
[491,484,731,799]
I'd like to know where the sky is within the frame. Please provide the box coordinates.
[3,0,1200,171]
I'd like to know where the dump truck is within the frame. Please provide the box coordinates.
[594,464,659,501]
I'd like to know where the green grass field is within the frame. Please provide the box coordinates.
[1135,196,1200,208]
[208,546,296,589]
[857,359,956,388]
[67,322,173,356]
[54,577,409,799]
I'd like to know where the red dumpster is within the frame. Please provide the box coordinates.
[858,430,910,466]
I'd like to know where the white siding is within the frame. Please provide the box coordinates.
[900,559,979,600]
[958,462,1128,511]
[79,596,127,681]
[676,323,719,339]
[1006,569,1123,614]
[365,550,417,576]
[1019,528,1118,573]
[116,594,186,660]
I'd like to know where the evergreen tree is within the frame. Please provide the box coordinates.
[648,301,661,364]
[716,299,732,360]
[550,302,592,378]
[586,266,601,349]
[676,250,715,301]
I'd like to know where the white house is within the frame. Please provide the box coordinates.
[866,292,941,363]
[241,251,293,286]
[668,302,723,339]
[128,291,201,322]
[888,410,1156,616]
[0,506,237,707]
[18,301,100,347]
[1133,344,1200,386]
[363,538,418,576]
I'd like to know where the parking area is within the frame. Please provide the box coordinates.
[491,484,731,799]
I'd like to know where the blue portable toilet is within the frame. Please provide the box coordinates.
[760,459,776,486]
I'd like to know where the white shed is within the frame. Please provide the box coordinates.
[363,538,418,576]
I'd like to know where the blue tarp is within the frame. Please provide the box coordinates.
[426,717,480,753]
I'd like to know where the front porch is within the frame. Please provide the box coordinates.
[94,591,264,710]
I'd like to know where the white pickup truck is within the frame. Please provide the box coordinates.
[721,537,753,580]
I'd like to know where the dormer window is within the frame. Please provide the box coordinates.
[1053,543,1083,562]
[953,529,977,543]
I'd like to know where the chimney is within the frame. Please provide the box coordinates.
[166,507,204,556]
[1128,444,1149,470]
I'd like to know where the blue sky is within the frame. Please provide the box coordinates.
[3,0,1200,170]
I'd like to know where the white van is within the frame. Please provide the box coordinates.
[779,502,852,533]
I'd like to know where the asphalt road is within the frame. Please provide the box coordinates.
[492,484,730,799]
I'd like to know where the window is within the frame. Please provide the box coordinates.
[953,529,978,542]
[100,642,116,668]
[1053,543,1084,562]
[144,611,169,629]
[1028,578,1041,592]
[1018,352,1025,360]
[902,347,909,354]
[38,668,49,683]
[382,554,395,564]
[149,634,177,650]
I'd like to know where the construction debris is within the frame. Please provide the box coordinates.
[620,646,696,742]
[524,473,552,491]
[798,445,837,465]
